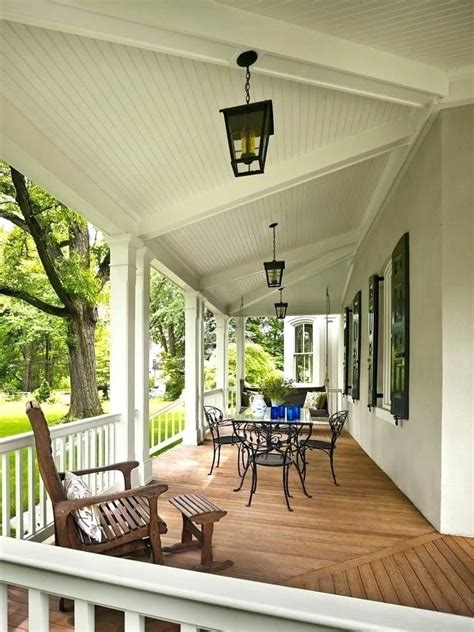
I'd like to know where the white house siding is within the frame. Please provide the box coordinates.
[342,105,473,535]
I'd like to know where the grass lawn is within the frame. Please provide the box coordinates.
[0,394,181,531]
[0,396,167,439]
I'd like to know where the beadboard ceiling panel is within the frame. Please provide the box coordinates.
[1,21,409,222]
[156,153,388,278]
[217,0,474,70]
[206,258,351,315]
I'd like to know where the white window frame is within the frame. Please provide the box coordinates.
[293,322,314,384]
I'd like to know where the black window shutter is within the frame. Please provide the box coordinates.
[368,275,381,409]
[351,291,362,400]
[343,306,351,395]
[391,233,409,422]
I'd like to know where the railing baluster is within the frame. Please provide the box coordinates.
[1,453,11,536]
[39,478,47,530]
[76,431,83,472]
[15,449,24,539]
[124,611,145,631]
[104,425,110,488]
[27,446,36,537]
[84,430,90,487]
[28,588,49,632]
[58,437,66,473]
[97,427,104,493]
[75,599,95,631]
[90,428,97,493]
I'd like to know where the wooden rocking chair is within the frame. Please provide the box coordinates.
[26,401,168,564]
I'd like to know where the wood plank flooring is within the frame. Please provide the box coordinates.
[6,429,474,630]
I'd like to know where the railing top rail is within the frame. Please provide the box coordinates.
[203,388,224,397]
[0,412,121,453]
[1,538,471,632]
[149,398,183,421]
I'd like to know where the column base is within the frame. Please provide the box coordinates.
[183,427,205,446]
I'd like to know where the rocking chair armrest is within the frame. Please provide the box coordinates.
[55,483,169,518]
[59,461,140,489]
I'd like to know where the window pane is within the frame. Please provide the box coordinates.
[295,325,304,353]
[303,324,313,352]
[295,354,313,383]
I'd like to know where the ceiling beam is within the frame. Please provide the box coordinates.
[200,230,358,290]
[138,116,415,239]
[227,244,354,314]
[1,1,447,106]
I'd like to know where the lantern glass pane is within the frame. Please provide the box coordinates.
[221,100,274,177]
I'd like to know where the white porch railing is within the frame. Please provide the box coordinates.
[148,399,185,456]
[203,388,225,410]
[227,387,237,414]
[327,388,343,416]
[0,413,120,541]
[1,538,472,632]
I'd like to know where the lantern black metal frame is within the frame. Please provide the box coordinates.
[263,222,285,288]
[220,50,274,178]
[275,287,288,319]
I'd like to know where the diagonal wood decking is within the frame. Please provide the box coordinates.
[6,429,474,630]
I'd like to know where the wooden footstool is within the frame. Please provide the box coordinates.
[162,492,233,573]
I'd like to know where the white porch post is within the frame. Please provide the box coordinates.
[109,235,137,465]
[235,315,245,410]
[183,291,204,445]
[215,314,229,411]
[135,247,152,484]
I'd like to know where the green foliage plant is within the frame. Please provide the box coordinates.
[261,374,295,405]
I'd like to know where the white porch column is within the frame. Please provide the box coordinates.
[183,291,204,445]
[235,315,245,410]
[108,235,137,464]
[135,247,152,484]
[215,314,229,411]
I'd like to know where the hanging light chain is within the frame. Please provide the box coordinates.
[272,224,276,260]
[245,66,251,104]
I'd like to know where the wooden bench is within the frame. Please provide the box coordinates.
[162,493,233,573]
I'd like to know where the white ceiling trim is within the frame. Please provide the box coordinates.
[139,115,415,239]
[227,244,354,314]
[200,230,358,290]
[0,0,448,106]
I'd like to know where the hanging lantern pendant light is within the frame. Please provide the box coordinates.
[220,50,274,177]
[263,222,285,288]
[275,287,288,319]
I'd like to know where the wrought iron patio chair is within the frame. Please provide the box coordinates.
[300,410,348,486]
[204,405,237,475]
[232,421,312,512]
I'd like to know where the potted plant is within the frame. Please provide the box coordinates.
[261,374,294,406]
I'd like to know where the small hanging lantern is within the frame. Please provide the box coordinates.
[220,50,274,177]
[275,287,288,320]
[263,222,285,288]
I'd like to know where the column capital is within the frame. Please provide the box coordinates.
[107,233,143,249]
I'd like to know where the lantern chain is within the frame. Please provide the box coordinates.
[273,224,276,259]
[245,66,251,104]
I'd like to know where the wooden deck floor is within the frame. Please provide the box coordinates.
[7,430,474,630]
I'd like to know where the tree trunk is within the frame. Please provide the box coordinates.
[67,303,102,419]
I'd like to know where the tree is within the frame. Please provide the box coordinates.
[205,343,278,390]
[149,271,185,399]
[245,317,284,369]
[0,163,109,418]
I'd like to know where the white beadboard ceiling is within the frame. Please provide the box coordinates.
[155,153,389,279]
[0,21,408,221]
[1,2,467,314]
[217,0,474,70]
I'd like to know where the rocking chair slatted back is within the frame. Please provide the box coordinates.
[26,400,67,504]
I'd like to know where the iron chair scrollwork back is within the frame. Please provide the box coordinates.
[300,410,348,485]
[232,420,313,512]
[204,405,237,475]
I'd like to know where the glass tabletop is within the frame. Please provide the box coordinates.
[232,407,314,425]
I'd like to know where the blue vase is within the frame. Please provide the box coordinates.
[277,405,285,419]
[270,406,279,420]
